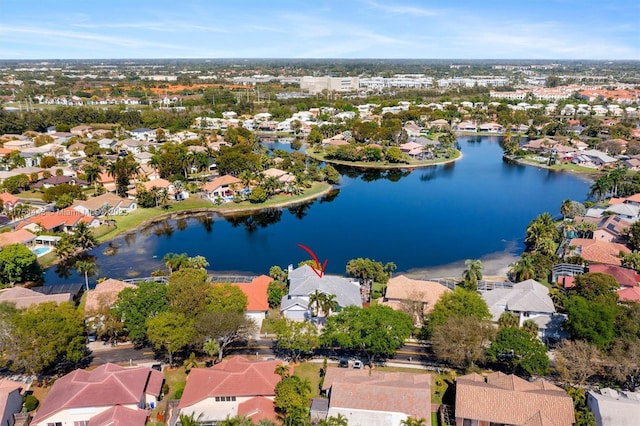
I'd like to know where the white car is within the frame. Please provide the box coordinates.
[353,360,363,369]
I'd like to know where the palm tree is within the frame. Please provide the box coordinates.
[107,155,141,196]
[320,294,339,317]
[308,290,325,318]
[589,175,611,202]
[400,417,428,426]
[461,259,483,291]
[72,222,97,252]
[498,312,520,329]
[560,199,573,219]
[163,252,189,274]
[320,414,349,426]
[522,319,539,337]
[274,363,290,378]
[76,260,97,291]
[157,188,170,209]
[82,161,101,187]
[509,255,536,282]
[178,412,204,426]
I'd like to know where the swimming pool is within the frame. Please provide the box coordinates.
[31,246,53,257]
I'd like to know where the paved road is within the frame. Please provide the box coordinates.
[88,339,438,368]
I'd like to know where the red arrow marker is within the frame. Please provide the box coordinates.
[297,244,328,278]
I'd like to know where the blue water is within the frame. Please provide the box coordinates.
[45,136,591,284]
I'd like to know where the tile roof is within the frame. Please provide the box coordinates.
[32,363,163,424]
[237,396,278,423]
[17,208,95,231]
[0,192,19,205]
[0,229,36,248]
[0,287,72,309]
[569,238,631,266]
[322,368,431,421]
[72,192,132,213]
[588,264,640,287]
[202,175,242,193]
[455,372,574,426]
[84,278,136,314]
[229,275,271,312]
[618,286,640,303]
[382,275,451,313]
[178,356,282,409]
[87,405,148,426]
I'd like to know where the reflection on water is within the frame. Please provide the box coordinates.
[225,208,284,232]
[336,166,412,183]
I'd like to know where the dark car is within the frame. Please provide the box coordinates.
[338,358,349,368]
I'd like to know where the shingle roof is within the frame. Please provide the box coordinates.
[32,363,163,424]
[482,279,555,321]
[323,368,431,421]
[178,356,281,409]
[455,372,574,426]
[288,265,362,308]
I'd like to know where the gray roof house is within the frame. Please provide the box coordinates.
[280,265,362,320]
[587,388,640,426]
[481,279,566,341]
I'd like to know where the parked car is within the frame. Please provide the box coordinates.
[338,358,349,368]
[87,331,97,343]
[353,360,363,369]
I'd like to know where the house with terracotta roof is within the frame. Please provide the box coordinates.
[17,208,99,234]
[568,238,631,266]
[0,229,36,249]
[455,372,575,426]
[229,275,271,329]
[587,388,640,425]
[0,287,73,309]
[31,363,163,426]
[382,275,451,325]
[481,279,566,341]
[321,368,432,426]
[618,286,640,303]
[202,175,242,202]
[0,192,20,210]
[176,356,282,425]
[588,264,640,288]
[0,379,24,426]
[72,192,137,217]
[591,215,631,242]
[84,278,136,315]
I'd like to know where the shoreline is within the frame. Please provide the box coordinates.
[305,149,463,170]
[504,155,598,180]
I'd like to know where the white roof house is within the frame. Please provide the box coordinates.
[587,388,640,426]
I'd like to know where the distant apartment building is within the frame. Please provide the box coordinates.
[300,76,360,94]
[360,74,433,90]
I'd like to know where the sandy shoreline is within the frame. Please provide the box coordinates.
[401,249,520,282]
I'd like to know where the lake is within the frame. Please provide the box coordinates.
[44,135,591,285]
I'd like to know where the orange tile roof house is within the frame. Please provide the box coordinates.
[0,379,24,426]
[0,192,20,210]
[31,363,163,426]
[568,238,631,266]
[618,286,640,303]
[202,175,243,201]
[0,229,36,249]
[17,208,99,234]
[455,372,575,426]
[382,275,451,324]
[229,275,271,328]
[321,368,432,425]
[177,356,282,425]
[588,264,640,288]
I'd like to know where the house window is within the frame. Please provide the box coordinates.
[73,422,89,426]
[47,423,63,426]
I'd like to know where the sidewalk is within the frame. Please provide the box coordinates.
[87,340,134,353]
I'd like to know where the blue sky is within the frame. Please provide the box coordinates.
[1,0,638,60]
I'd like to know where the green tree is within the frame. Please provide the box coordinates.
[274,318,320,362]
[498,312,520,329]
[163,252,189,274]
[208,283,248,313]
[564,296,617,349]
[509,254,536,282]
[323,165,341,184]
[168,268,210,319]
[431,316,495,368]
[147,311,194,366]
[627,221,640,251]
[274,376,312,419]
[321,305,413,365]
[424,287,491,337]
[461,259,483,291]
[386,146,404,163]
[346,258,390,285]
[249,186,268,203]
[571,272,619,305]
[0,243,42,286]
[194,310,257,363]
[75,259,97,291]
[71,221,97,253]
[486,327,550,376]
[112,281,170,343]
[8,302,85,375]
[267,281,285,309]
[400,417,428,426]
[54,233,76,261]
[106,155,140,196]
[321,414,349,426]
[2,174,29,194]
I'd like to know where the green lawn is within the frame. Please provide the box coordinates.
[294,362,323,398]
[214,182,331,213]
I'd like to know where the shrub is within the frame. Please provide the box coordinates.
[23,395,39,412]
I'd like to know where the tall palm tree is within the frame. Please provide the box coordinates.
[82,161,101,187]
[107,155,140,196]
[157,188,170,209]
[510,255,536,282]
[560,199,573,219]
[320,294,339,317]
[163,252,189,274]
[308,290,325,318]
[76,260,97,291]
[462,259,483,291]
[72,222,97,252]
